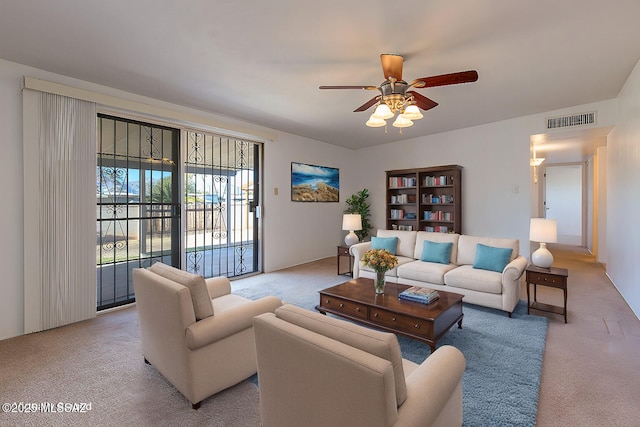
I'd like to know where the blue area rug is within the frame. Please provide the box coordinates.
[236,279,548,427]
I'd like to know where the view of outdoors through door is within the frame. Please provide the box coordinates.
[184,131,260,278]
[96,115,180,310]
[96,116,262,311]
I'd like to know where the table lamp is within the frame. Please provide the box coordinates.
[342,214,362,247]
[529,218,557,268]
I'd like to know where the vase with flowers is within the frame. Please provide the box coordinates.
[361,248,398,294]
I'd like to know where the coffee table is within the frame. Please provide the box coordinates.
[316,278,464,353]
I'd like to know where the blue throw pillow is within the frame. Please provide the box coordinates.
[473,244,513,272]
[371,236,398,255]
[421,240,453,264]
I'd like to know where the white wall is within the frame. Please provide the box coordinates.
[596,146,608,264]
[607,59,640,318]
[262,132,355,271]
[0,60,27,340]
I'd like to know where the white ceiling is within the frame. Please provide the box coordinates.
[1,0,639,160]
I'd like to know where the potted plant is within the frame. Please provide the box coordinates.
[344,188,372,241]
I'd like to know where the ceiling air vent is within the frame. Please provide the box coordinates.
[546,111,596,130]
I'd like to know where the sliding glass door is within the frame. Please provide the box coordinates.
[96,116,262,311]
[96,115,180,310]
[184,131,261,277]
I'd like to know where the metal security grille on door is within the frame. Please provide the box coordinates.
[184,131,260,278]
[96,115,180,310]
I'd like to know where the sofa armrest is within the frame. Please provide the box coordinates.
[185,296,282,350]
[350,241,372,278]
[205,276,232,299]
[502,255,527,284]
[397,345,465,427]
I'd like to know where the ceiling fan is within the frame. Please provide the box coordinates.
[319,54,478,129]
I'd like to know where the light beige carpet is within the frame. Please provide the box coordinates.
[0,305,260,426]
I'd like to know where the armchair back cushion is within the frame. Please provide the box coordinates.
[275,304,407,406]
[149,262,214,320]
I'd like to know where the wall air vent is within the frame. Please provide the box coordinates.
[546,111,596,130]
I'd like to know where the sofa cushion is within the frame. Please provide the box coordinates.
[371,236,398,255]
[456,235,519,266]
[274,304,408,407]
[473,244,513,273]
[148,262,214,320]
[360,255,414,277]
[421,240,453,264]
[376,229,417,258]
[397,260,457,285]
[444,265,503,294]
[413,231,459,262]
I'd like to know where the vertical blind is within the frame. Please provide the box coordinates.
[23,90,97,332]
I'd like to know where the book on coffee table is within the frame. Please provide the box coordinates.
[399,286,440,304]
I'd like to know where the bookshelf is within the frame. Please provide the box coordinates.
[386,165,462,233]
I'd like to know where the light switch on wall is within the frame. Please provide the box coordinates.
[512,185,520,193]
[274,187,279,196]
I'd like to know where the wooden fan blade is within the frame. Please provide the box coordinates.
[408,91,438,111]
[411,70,478,88]
[354,97,380,112]
[319,85,378,90]
[380,54,403,81]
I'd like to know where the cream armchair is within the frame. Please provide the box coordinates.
[133,263,282,409]
[253,304,466,427]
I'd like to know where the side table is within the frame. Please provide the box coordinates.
[336,245,353,276]
[525,265,569,323]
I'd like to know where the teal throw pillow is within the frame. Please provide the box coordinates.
[473,244,513,272]
[421,240,453,264]
[371,236,398,255]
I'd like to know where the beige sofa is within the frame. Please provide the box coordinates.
[254,304,466,427]
[350,230,527,316]
[133,262,282,408]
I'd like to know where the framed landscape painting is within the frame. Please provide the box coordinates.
[291,162,339,202]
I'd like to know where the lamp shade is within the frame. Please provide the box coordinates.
[366,114,386,127]
[401,104,423,120]
[392,115,413,128]
[529,218,557,243]
[342,214,362,231]
[372,103,394,120]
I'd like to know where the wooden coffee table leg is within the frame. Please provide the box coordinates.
[458,318,463,329]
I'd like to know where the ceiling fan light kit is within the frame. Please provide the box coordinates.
[320,54,478,132]
[392,115,413,128]
[365,115,386,127]
[372,103,394,120]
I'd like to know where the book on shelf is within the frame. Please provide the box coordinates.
[398,286,440,304]
[424,225,449,233]
[423,211,453,221]
[390,209,405,219]
[390,194,417,204]
[422,175,452,186]
[389,176,417,188]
